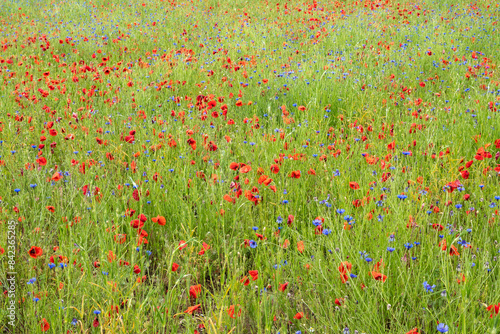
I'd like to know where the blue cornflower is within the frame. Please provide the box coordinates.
[48,263,56,269]
[336,209,345,215]
[322,229,332,236]
[423,281,436,292]
[437,323,449,333]
[387,247,395,252]
[312,219,322,226]
[94,310,101,315]
[404,243,413,250]
[249,240,257,248]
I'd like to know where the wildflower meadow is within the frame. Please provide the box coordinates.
[1,0,500,333]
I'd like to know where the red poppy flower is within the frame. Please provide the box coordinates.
[339,261,352,283]
[406,328,419,334]
[28,246,43,259]
[338,261,352,274]
[257,174,268,185]
[255,233,266,240]
[124,135,135,143]
[349,182,360,190]
[184,304,201,315]
[432,223,444,231]
[133,264,141,274]
[487,303,500,318]
[371,271,387,282]
[189,284,202,299]
[249,270,258,281]
[151,215,166,225]
[138,214,147,222]
[449,245,460,256]
[239,165,252,173]
[227,304,242,318]
[36,156,47,166]
[293,312,304,320]
[51,172,62,182]
[223,194,235,203]
[107,251,116,263]
[178,240,188,250]
[93,317,99,327]
[172,262,180,272]
[130,219,144,229]
[229,162,240,170]
[278,282,288,292]
[41,318,50,332]
[270,164,280,174]
[289,170,301,178]
[297,241,305,253]
[46,206,55,212]
[198,242,210,255]
[187,137,197,150]
[114,234,127,244]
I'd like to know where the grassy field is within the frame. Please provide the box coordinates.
[1,0,500,333]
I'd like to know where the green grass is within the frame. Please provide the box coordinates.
[1,0,500,333]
